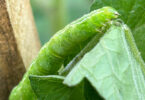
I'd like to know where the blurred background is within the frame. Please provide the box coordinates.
[30,0,93,45]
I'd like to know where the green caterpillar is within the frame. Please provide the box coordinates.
[9,7,119,100]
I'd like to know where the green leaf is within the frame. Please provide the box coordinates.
[90,0,145,61]
[84,79,104,100]
[64,24,145,100]
[29,75,85,100]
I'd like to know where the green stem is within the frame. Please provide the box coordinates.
[51,0,67,33]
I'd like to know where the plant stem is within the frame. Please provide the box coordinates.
[59,32,103,76]
[51,0,67,33]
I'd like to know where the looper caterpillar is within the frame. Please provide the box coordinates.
[9,7,119,100]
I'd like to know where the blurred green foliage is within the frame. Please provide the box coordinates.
[30,0,93,45]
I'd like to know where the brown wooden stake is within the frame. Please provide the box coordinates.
[0,0,41,99]
[6,0,41,69]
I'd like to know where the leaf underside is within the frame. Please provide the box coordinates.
[64,25,145,100]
